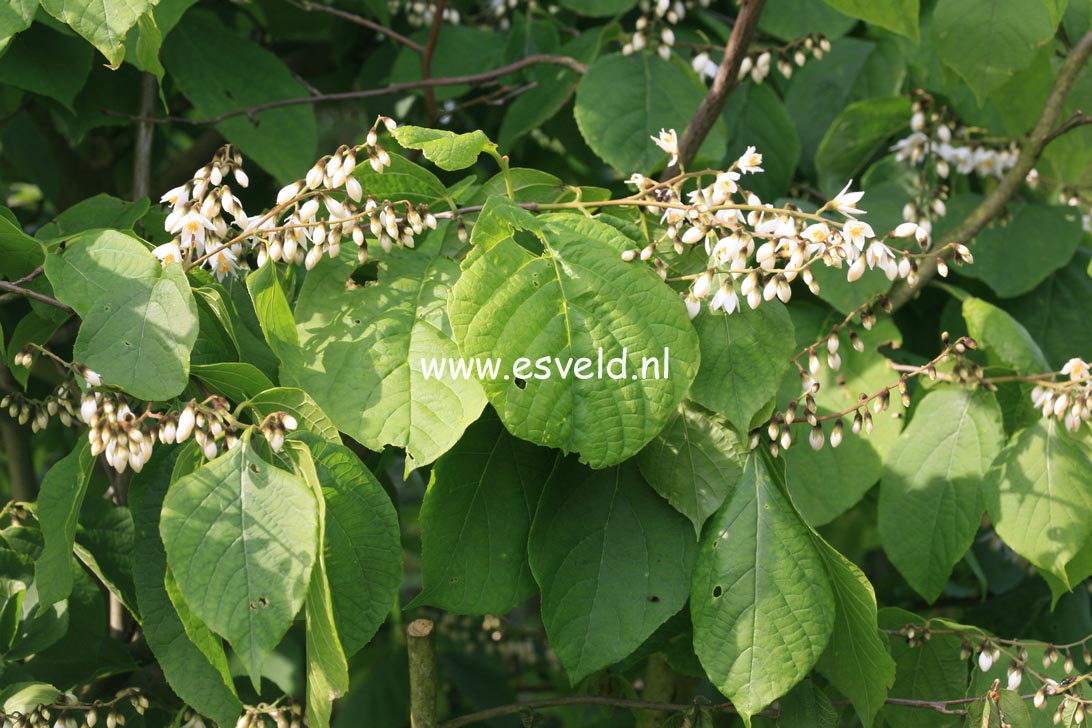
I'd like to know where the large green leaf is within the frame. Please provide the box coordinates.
[130,448,243,728]
[246,262,301,369]
[983,420,1092,590]
[242,388,340,444]
[161,11,318,182]
[302,436,401,657]
[815,97,910,196]
[963,205,1083,297]
[963,298,1052,373]
[574,53,727,173]
[160,438,319,688]
[528,458,696,683]
[391,126,495,171]
[812,536,895,728]
[823,0,920,40]
[759,0,857,41]
[0,0,35,51]
[449,207,700,467]
[45,230,198,401]
[558,0,636,15]
[284,443,349,728]
[690,453,835,723]
[416,412,556,615]
[933,0,1056,104]
[34,441,95,611]
[879,389,1005,602]
[1006,251,1092,368]
[191,362,275,404]
[39,0,153,67]
[290,226,487,471]
[74,499,138,618]
[0,209,43,280]
[722,83,801,202]
[636,402,746,536]
[689,302,795,434]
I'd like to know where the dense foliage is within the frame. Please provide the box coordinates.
[0,1,1091,727]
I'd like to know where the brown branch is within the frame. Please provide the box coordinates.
[408,619,438,728]
[102,54,588,127]
[291,0,424,52]
[667,0,767,174]
[131,73,156,202]
[888,29,1092,311]
[1045,109,1092,143]
[0,280,74,313]
[422,0,447,123]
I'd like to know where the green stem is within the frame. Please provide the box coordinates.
[486,148,515,200]
[408,619,438,728]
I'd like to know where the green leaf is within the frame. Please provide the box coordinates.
[811,536,895,728]
[449,211,700,468]
[963,298,1052,373]
[0,0,35,51]
[160,438,319,688]
[0,212,43,281]
[823,0,920,41]
[34,441,95,611]
[246,262,302,368]
[983,420,1092,590]
[1005,250,1092,368]
[558,0,637,15]
[0,22,93,111]
[815,97,910,196]
[291,227,486,471]
[284,442,349,728]
[689,302,795,434]
[879,389,1005,602]
[416,411,556,615]
[191,363,276,403]
[722,83,801,202]
[163,566,235,688]
[300,435,401,657]
[933,0,1056,105]
[777,681,837,728]
[242,388,341,444]
[45,230,198,401]
[130,448,243,728]
[528,458,696,683]
[575,53,727,173]
[74,499,138,618]
[963,206,1084,297]
[4,312,68,388]
[690,453,835,723]
[36,194,150,244]
[391,126,495,171]
[39,0,154,66]
[636,402,746,536]
[966,689,1032,728]
[353,153,449,209]
[759,0,857,42]
[0,682,61,715]
[162,11,318,182]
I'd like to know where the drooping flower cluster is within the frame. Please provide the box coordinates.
[622,133,971,319]
[1031,357,1091,432]
[0,689,150,728]
[390,0,462,27]
[692,33,830,84]
[155,117,438,281]
[78,390,298,474]
[0,381,81,433]
[893,101,1021,180]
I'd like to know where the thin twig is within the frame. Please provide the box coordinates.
[290,0,424,52]
[667,0,767,174]
[102,54,587,127]
[888,30,1092,311]
[1044,109,1092,143]
[422,0,447,123]
[0,280,74,313]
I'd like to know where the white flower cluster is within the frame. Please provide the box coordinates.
[391,0,461,26]
[625,132,969,319]
[692,33,830,85]
[892,102,1020,181]
[1031,357,1091,432]
[78,390,298,474]
[156,117,437,280]
[0,382,81,433]
[621,0,713,59]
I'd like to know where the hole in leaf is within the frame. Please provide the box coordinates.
[712,585,723,598]
[450,577,459,584]
[248,463,260,474]
[514,377,527,390]
[647,595,660,603]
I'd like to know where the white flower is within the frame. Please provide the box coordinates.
[160,184,189,209]
[208,247,240,282]
[152,242,183,265]
[625,173,646,187]
[801,222,832,248]
[891,222,919,238]
[710,285,739,314]
[978,649,994,673]
[276,182,301,206]
[692,51,718,81]
[172,210,216,251]
[1062,358,1089,381]
[651,128,679,167]
[972,148,1000,177]
[684,294,701,320]
[736,146,763,174]
[891,132,929,164]
[843,220,875,251]
[829,180,867,216]
[710,171,740,203]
